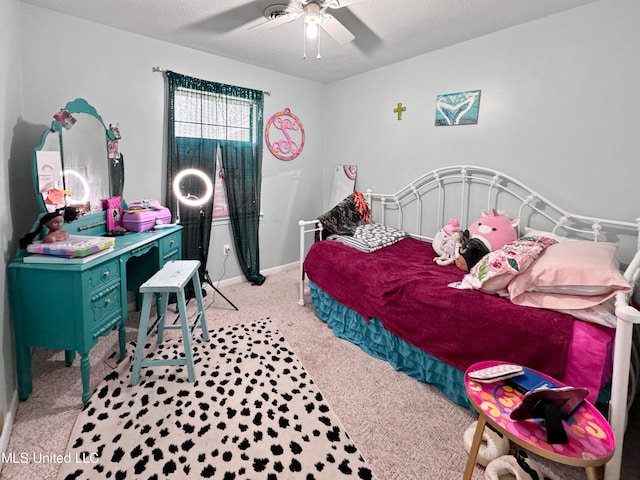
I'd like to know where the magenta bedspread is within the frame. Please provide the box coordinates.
[304,237,613,382]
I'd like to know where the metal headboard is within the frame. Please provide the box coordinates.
[364,165,639,257]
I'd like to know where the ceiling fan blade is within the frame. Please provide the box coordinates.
[326,0,367,9]
[248,11,301,31]
[320,14,355,44]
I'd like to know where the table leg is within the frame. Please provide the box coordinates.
[118,320,126,362]
[15,346,32,401]
[585,466,599,480]
[80,353,91,404]
[64,349,75,367]
[463,415,487,480]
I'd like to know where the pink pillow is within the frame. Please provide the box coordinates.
[461,237,557,294]
[508,241,631,309]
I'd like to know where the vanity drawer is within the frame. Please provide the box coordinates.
[90,282,122,332]
[87,259,121,291]
[160,231,181,261]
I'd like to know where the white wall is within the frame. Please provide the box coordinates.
[0,0,23,455]
[325,0,640,224]
[19,4,326,281]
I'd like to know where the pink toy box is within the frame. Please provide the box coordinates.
[122,208,172,232]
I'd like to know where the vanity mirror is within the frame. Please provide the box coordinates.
[32,98,123,214]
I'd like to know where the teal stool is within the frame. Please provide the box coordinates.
[130,260,209,385]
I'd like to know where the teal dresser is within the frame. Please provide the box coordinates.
[8,211,182,404]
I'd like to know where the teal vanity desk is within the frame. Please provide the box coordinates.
[8,212,182,404]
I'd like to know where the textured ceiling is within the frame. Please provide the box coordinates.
[22,0,598,84]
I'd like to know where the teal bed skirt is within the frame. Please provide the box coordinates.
[309,281,471,409]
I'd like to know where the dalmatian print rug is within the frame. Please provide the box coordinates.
[58,320,374,480]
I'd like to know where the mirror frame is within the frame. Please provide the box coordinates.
[329,165,357,208]
[32,98,117,213]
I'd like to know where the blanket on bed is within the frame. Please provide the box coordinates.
[328,223,408,252]
[304,237,606,381]
[316,191,371,240]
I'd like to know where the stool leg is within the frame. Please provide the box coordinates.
[585,467,599,480]
[463,415,486,480]
[176,289,196,382]
[191,272,209,341]
[156,292,170,344]
[130,292,153,386]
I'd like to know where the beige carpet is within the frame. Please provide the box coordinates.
[2,265,639,480]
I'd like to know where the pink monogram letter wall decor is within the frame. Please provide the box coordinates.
[265,108,305,161]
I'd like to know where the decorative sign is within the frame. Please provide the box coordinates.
[435,90,481,126]
[265,108,305,161]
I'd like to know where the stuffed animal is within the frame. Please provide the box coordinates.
[455,210,519,272]
[433,219,463,266]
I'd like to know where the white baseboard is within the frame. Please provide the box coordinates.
[215,262,299,288]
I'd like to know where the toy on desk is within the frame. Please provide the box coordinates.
[19,207,78,249]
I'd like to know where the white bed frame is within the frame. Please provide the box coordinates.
[298,165,640,480]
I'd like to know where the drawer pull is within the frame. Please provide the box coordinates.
[90,282,120,302]
[93,317,122,339]
[103,271,110,278]
[163,248,179,260]
[105,298,111,305]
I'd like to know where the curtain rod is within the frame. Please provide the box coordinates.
[153,66,271,96]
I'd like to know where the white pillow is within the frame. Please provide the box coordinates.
[555,298,617,328]
[508,241,631,310]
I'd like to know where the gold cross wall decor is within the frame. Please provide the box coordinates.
[394,102,406,120]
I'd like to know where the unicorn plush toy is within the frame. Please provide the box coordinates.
[455,210,519,272]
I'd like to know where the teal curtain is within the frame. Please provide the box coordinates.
[220,140,264,285]
[165,71,265,285]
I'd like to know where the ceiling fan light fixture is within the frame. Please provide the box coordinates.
[304,18,319,39]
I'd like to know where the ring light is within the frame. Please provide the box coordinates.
[170,167,238,310]
[63,169,90,204]
[172,168,213,207]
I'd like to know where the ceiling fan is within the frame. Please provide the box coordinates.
[250,0,365,47]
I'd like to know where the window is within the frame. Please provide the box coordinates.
[173,88,257,218]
